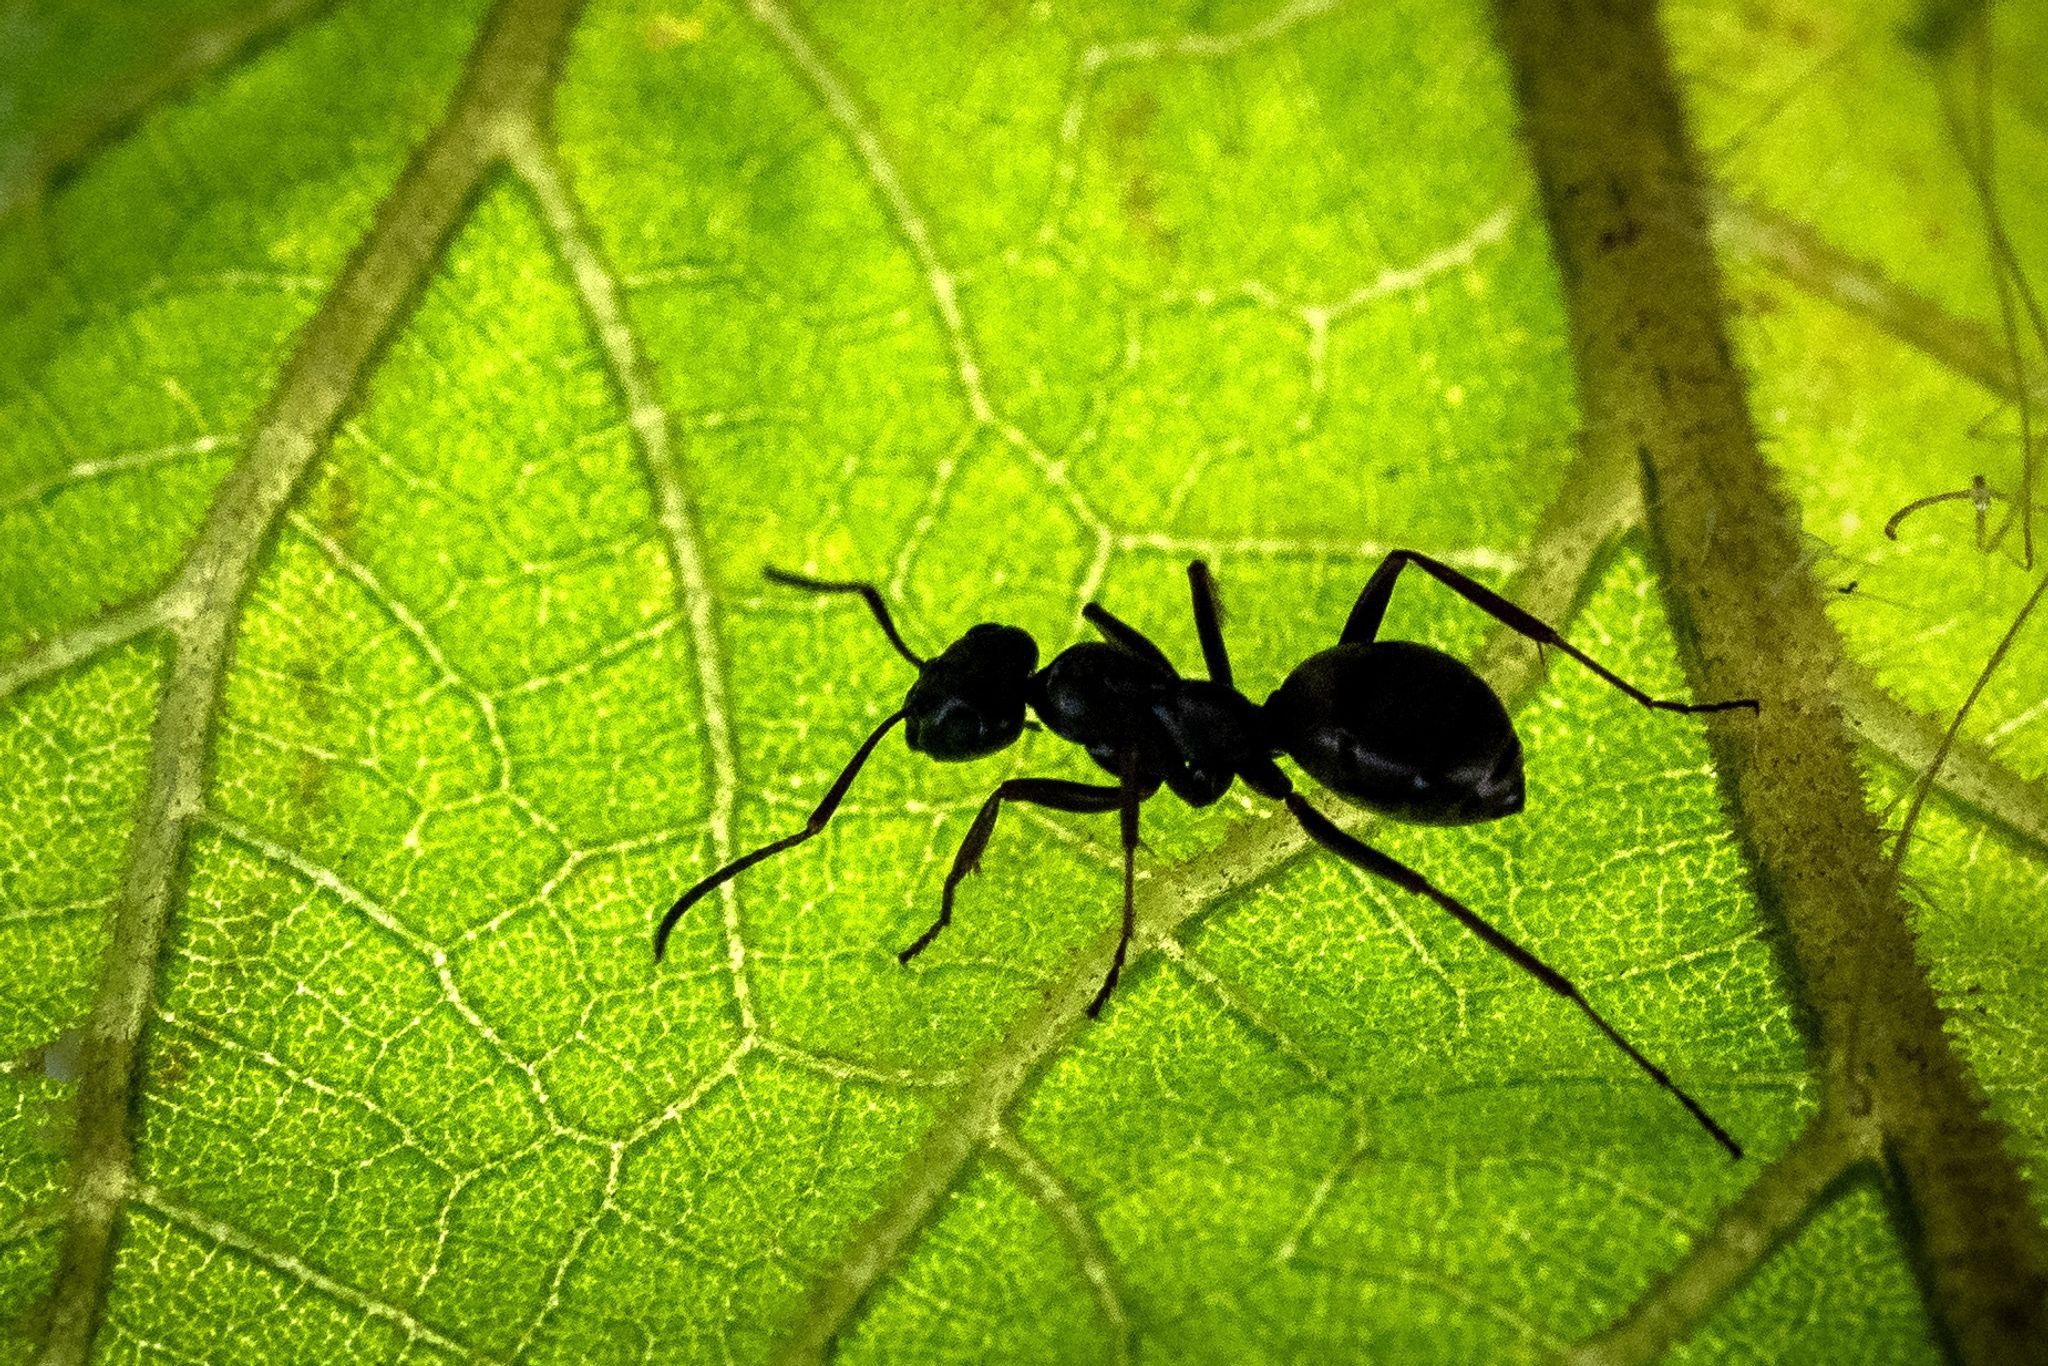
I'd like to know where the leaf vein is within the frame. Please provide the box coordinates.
[129,1182,503,1365]
[744,0,1116,615]
[0,0,340,221]
[989,1125,1134,1366]
[33,4,591,1358]
[501,116,758,1039]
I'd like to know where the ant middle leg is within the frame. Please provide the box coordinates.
[899,778,1123,963]
[1339,550,1757,715]
[1086,759,1145,1017]
[1282,792,1743,1159]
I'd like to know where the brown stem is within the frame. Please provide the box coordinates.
[1490,0,2048,1360]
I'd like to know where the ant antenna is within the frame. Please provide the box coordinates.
[652,709,907,960]
[764,567,927,668]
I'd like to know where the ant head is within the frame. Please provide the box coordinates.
[903,623,1040,761]
[1267,641,1524,826]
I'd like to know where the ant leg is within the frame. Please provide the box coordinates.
[1186,560,1233,688]
[1341,550,1757,715]
[1081,603,1178,674]
[1086,760,1144,1017]
[653,710,906,961]
[1336,553,1409,646]
[764,567,927,668]
[899,778,1123,963]
[1282,792,1742,1159]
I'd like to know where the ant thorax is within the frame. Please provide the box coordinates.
[1150,679,1271,806]
[1028,641,1173,762]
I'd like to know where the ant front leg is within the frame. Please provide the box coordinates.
[1341,550,1758,715]
[900,778,1124,963]
[1282,792,1743,1159]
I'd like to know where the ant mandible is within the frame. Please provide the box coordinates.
[654,555,1758,1158]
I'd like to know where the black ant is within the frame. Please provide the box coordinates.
[654,556,1758,1158]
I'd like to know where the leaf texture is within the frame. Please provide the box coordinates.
[0,0,2043,1361]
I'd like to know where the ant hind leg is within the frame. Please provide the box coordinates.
[1282,791,1743,1159]
[1341,550,1757,715]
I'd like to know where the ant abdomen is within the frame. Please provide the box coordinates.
[1266,640,1525,826]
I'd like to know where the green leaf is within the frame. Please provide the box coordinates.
[1,0,2043,1362]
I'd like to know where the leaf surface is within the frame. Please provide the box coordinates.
[1,0,2043,1361]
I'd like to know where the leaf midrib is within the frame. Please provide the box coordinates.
[30,1,588,1360]
[1493,0,2048,1361]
